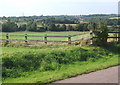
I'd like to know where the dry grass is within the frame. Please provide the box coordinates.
[107,38,118,42]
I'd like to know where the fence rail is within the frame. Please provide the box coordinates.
[93,37,120,38]
[0,35,68,37]
[91,31,120,43]
[0,32,90,44]
[108,32,120,33]
[0,31,119,44]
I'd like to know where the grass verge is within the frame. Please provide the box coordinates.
[2,42,120,84]
[3,56,119,84]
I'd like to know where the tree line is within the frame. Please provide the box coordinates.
[2,21,37,32]
[2,17,118,32]
[2,21,89,32]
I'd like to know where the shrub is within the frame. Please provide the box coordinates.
[2,47,103,78]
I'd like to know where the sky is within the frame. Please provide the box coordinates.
[0,0,119,17]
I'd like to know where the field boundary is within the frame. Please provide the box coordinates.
[0,32,90,44]
[0,31,120,44]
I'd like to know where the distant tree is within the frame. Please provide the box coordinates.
[2,21,18,32]
[61,24,66,31]
[88,22,97,31]
[56,24,61,31]
[18,24,26,31]
[48,23,57,31]
[82,23,89,31]
[74,24,83,31]
[66,25,73,31]
[2,16,6,20]
[42,18,76,24]
[26,22,37,31]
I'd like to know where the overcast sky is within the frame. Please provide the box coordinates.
[0,0,119,17]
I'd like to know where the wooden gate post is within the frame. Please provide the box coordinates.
[68,35,71,44]
[44,35,47,44]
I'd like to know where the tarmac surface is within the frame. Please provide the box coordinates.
[53,66,119,83]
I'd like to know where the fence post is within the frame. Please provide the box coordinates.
[118,30,120,43]
[25,34,28,43]
[68,35,71,44]
[115,32,117,41]
[44,34,47,44]
[90,31,93,44]
[6,33,9,43]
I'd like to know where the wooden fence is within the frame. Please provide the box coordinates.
[0,31,119,45]
[0,32,91,44]
[90,31,120,43]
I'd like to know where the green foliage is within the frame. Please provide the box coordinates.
[60,24,66,31]
[74,23,89,31]
[107,19,118,26]
[2,43,120,83]
[88,21,108,46]
[26,22,37,31]
[2,46,104,78]
[2,21,18,32]
[66,25,73,31]
[42,18,76,24]
[18,24,26,31]
[47,23,57,31]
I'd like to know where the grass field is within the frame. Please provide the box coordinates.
[1,31,90,41]
[2,42,120,84]
[1,31,119,84]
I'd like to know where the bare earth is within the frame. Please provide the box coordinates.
[54,66,119,83]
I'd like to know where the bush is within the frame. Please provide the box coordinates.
[2,47,103,78]
[2,21,18,32]
[89,22,108,46]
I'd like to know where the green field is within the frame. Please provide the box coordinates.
[1,31,90,41]
[1,31,119,84]
[2,42,120,84]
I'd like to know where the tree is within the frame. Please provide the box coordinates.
[88,22,97,31]
[66,25,73,31]
[82,23,89,31]
[74,24,83,31]
[2,21,18,32]
[48,23,57,31]
[88,22,108,46]
[26,22,37,31]
[56,24,61,31]
[18,24,26,31]
[61,24,66,31]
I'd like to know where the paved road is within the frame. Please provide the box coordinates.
[54,66,119,83]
